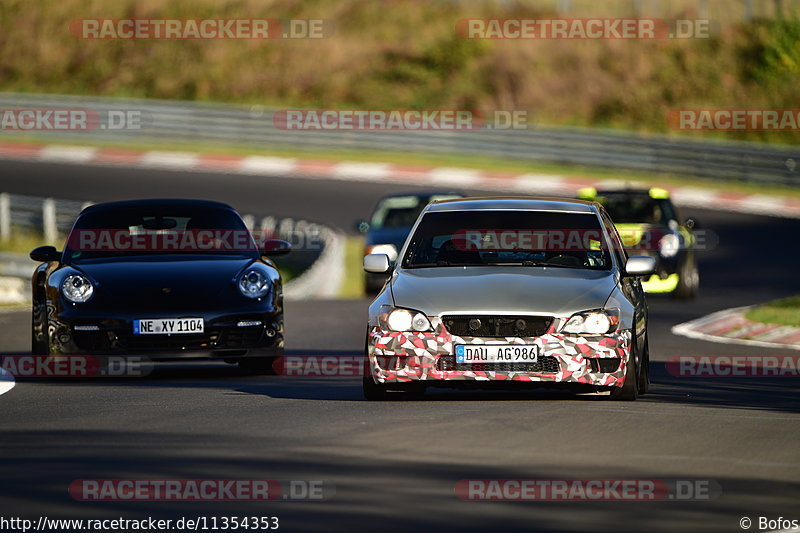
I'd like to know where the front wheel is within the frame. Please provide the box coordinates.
[610,331,641,401]
[362,377,425,401]
[638,333,651,395]
[31,302,49,356]
[362,377,391,401]
[672,257,699,300]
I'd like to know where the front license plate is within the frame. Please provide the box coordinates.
[133,318,204,335]
[455,344,538,363]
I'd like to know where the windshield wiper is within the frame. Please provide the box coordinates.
[405,261,481,268]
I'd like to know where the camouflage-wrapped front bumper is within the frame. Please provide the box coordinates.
[368,317,631,387]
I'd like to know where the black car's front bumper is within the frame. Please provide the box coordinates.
[47,309,283,359]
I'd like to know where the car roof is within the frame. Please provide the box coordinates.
[80,198,236,214]
[426,196,599,213]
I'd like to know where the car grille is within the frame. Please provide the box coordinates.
[220,328,265,348]
[589,358,622,373]
[71,323,274,352]
[72,330,114,351]
[442,315,553,338]
[436,355,560,373]
[116,331,221,351]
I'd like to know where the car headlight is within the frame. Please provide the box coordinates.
[366,244,398,262]
[659,233,680,258]
[61,274,94,303]
[238,269,270,299]
[380,306,432,332]
[561,309,619,335]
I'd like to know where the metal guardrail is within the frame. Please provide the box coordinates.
[1,92,798,186]
[0,193,88,240]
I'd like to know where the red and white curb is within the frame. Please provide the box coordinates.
[2,142,800,219]
[0,367,15,396]
[672,306,800,351]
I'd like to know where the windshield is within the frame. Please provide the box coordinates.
[401,210,612,270]
[370,195,460,230]
[64,205,258,262]
[601,195,673,225]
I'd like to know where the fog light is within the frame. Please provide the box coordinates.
[58,332,71,344]
[73,325,99,331]
[265,328,277,337]
[236,320,262,327]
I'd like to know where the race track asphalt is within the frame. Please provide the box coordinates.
[0,159,798,533]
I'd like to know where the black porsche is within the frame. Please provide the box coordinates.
[29,199,289,373]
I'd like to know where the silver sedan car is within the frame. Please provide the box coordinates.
[362,197,656,401]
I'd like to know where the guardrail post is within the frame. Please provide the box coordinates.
[0,193,10,242]
[278,218,295,241]
[241,214,255,231]
[42,198,57,244]
[743,0,753,21]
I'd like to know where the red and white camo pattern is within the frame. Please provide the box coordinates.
[368,316,630,387]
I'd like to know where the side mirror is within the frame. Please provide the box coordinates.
[356,219,370,233]
[363,253,391,273]
[624,256,656,277]
[262,239,291,256]
[30,246,61,263]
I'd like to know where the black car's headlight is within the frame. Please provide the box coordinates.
[561,308,619,335]
[379,306,433,332]
[61,274,94,303]
[238,269,270,299]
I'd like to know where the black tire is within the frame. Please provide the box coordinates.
[362,377,425,401]
[238,357,277,375]
[638,333,651,395]
[31,301,49,356]
[362,377,392,401]
[610,330,641,401]
[672,256,699,300]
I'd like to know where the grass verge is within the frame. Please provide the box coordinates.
[0,232,62,255]
[338,236,365,299]
[745,295,800,328]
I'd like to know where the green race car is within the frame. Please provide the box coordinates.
[578,187,699,299]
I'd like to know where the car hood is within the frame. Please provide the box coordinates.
[66,256,259,311]
[391,267,618,317]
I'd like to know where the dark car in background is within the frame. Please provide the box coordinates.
[357,190,464,293]
[29,199,290,373]
[578,187,699,299]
